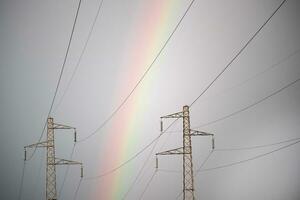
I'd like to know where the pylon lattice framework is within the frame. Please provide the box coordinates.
[25,117,83,200]
[156,105,214,200]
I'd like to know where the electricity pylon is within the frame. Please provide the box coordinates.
[24,117,83,200]
[156,105,214,200]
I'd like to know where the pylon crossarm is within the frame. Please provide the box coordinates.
[52,123,75,130]
[25,141,49,149]
[54,158,84,178]
[156,147,184,155]
[161,111,183,119]
[190,129,215,150]
[53,158,82,165]
[190,129,213,136]
[52,123,77,142]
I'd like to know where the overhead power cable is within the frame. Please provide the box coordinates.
[17,161,26,200]
[58,144,77,198]
[27,0,82,161]
[31,150,45,199]
[196,48,300,108]
[215,137,300,151]
[54,0,105,112]
[158,137,300,174]
[84,120,178,180]
[196,76,300,128]
[190,0,287,107]
[198,140,300,172]
[121,136,161,200]
[73,178,83,200]
[138,170,157,200]
[77,0,196,143]
[153,139,300,198]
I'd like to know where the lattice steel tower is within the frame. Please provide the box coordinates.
[156,105,214,200]
[25,117,83,200]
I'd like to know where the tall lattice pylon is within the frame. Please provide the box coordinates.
[25,117,83,200]
[156,105,214,200]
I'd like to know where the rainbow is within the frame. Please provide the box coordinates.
[96,0,183,199]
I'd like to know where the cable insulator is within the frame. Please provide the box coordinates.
[156,156,158,169]
[24,148,27,161]
[212,136,215,150]
[160,120,163,132]
[80,165,83,178]
[74,129,77,143]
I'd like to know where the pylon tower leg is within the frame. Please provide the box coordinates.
[46,117,57,200]
[182,106,194,200]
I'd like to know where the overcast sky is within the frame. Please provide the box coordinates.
[1,0,300,200]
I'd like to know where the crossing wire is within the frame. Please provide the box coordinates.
[26,0,82,161]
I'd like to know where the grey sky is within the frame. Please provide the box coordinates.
[1,0,300,199]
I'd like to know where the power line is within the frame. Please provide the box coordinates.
[165,48,300,135]
[27,0,82,161]
[198,140,300,173]
[157,137,300,174]
[167,139,300,198]
[77,0,196,143]
[195,48,300,108]
[31,149,45,199]
[17,161,26,200]
[190,0,287,107]
[73,178,83,200]
[53,0,105,113]
[58,144,77,198]
[84,120,178,180]
[121,136,160,200]
[196,76,300,128]
[215,137,300,151]
[138,170,157,200]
